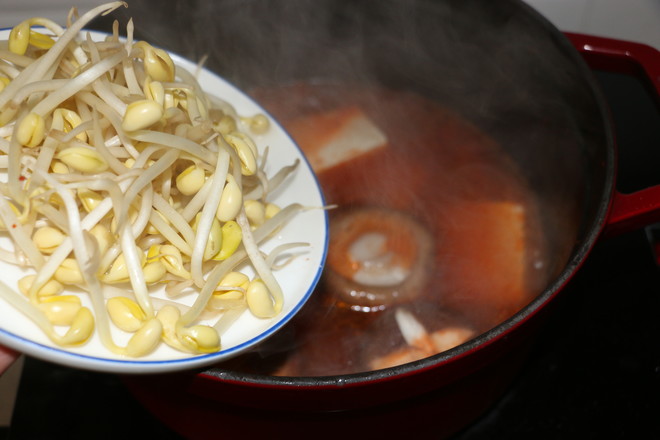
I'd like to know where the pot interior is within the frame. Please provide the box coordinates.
[104,0,613,380]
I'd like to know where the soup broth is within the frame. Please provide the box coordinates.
[219,82,550,376]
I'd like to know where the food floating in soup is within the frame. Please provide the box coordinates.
[0,3,310,358]
[219,82,549,375]
[366,307,477,371]
[326,207,434,311]
[285,106,387,173]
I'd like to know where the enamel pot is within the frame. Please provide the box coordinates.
[118,0,660,437]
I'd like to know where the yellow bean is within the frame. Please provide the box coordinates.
[156,304,180,329]
[158,245,191,279]
[38,295,82,326]
[16,112,45,148]
[192,213,223,261]
[156,305,187,352]
[145,47,175,82]
[102,253,130,284]
[0,76,10,93]
[75,189,102,215]
[206,217,223,260]
[173,122,192,138]
[121,99,163,132]
[89,224,113,255]
[52,108,87,142]
[143,260,167,284]
[54,258,84,285]
[216,175,242,222]
[143,77,165,107]
[244,199,266,228]
[265,203,281,220]
[179,324,220,353]
[17,275,63,297]
[57,146,108,174]
[107,296,146,332]
[213,290,244,301]
[224,132,257,176]
[0,109,16,129]
[219,271,250,288]
[124,158,136,169]
[8,22,29,55]
[125,318,162,357]
[246,279,276,318]
[145,245,160,264]
[32,226,66,254]
[135,42,175,82]
[208,290,245,311]
[213,114,236,135]
[214,221,242,261]
[27,29,55,50]
[228,131,258,157]
[242,114,270,135]
[175,164,206,196]
[210,271,250,308]
[59,307,94,345]
[50,160,69,174]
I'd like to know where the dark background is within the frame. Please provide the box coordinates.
[2,27,660,440]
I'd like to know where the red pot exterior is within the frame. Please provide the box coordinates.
[127,273,578,438]
[127,284,574,438]
[127,350,528,439]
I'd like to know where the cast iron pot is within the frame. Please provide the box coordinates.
[115,0,660,437]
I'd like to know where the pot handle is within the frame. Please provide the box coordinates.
[566,32,660,237]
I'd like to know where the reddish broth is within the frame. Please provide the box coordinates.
[219,82,549,376]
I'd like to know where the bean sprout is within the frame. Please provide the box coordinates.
[0,3,308,357]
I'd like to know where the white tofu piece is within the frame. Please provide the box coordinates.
[287,106,388,173]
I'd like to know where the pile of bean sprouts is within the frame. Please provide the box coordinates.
[0,2,308,357]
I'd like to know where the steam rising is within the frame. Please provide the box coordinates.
[92,0,610,373]
[98,0,605,292]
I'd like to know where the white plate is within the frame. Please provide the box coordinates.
[0,30,328,373]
